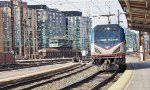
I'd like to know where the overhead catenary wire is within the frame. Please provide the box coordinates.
[65,0,81,11]
[28,0,105,16]
[90,0,105,13]
[30,0,81,11]
[30,0,44,5]
[104,0,110,9]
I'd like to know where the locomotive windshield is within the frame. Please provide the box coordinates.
[95,30,119,42]
[94,25,125,48]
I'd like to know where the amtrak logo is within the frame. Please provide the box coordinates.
[105,46,110,49]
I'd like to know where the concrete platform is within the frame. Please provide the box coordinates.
[127,58,150,90]
[109,56,150,90]
[0,62,79,87]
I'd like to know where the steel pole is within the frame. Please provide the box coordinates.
[118,10,120,25]
[139,31,145,61]
[11,0,15,62]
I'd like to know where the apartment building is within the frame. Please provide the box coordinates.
[67,16,92,53]
[28,5,66,48]
[0,0,39,59]
[24,8,38,59]
[13,0,27,59]
[0,1,13,52]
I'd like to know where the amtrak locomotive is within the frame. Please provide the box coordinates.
[91,24,126,69]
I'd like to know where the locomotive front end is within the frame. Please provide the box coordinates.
[91,24,126,69]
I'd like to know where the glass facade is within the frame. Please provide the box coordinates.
[37,8,66,48]
[25,9,38,59]
[0,1,11,52]
[67,16,92,51]
[0,2,92,58]
[13,1,28,57]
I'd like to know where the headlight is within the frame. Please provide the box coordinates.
[113,47,120,53]
[95,48,101,54]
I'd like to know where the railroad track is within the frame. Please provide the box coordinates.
[0,64,91,90]
[0,59,69,72]
[31,65,98,90]
[1,63,119,90]
[60,69,119,90]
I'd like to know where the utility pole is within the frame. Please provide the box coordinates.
[118,10,120,25]
[99,1,115,24]
[20,0,23,59]
[11,0,15,62]
[149,33,150,55]
[100,14,115,24]
[92,0,114,24]
[101,0,115,24]
[23,19,27,59]
[117,10,126,26]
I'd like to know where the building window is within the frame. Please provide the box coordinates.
[7,41,9,46]
[53,13,55,17]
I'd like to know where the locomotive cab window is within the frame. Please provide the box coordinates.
[94,24,125,49]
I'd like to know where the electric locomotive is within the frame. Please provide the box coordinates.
[91,24,126,69]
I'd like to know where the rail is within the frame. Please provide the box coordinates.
[60,70,119,90]
[0,64,91,89]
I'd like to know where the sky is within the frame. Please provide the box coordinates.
[0,0,128,28]
[27,0,128,28]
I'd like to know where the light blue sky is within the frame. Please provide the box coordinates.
[0,0,128,28]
